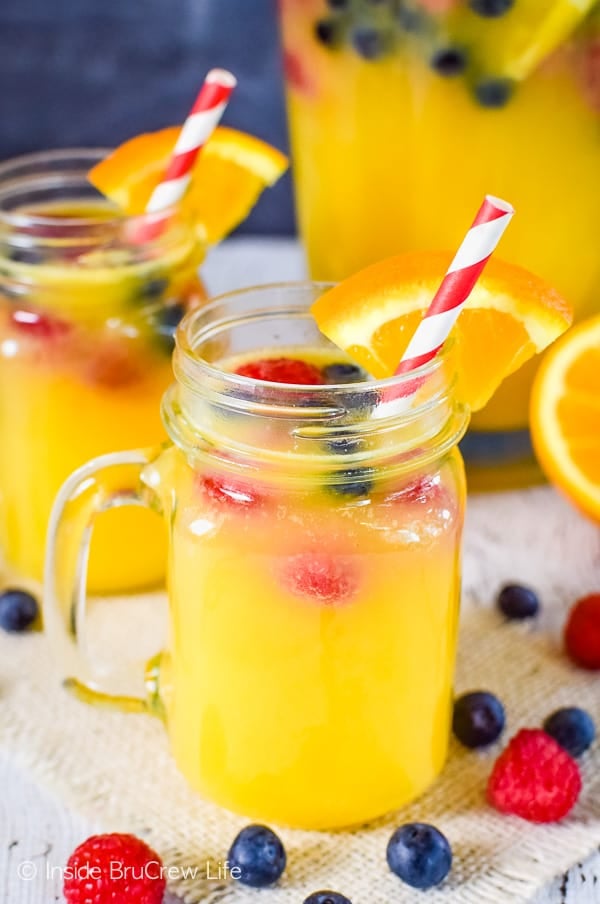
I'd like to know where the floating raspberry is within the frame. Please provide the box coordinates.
[235,357,325,385]
[283,50,317,96]
[63,833,165,904]
[279,552,360,604]
[201,474,265,509]
[84,342,143,388]
[11,307,71,340]
[579,38,600,113]
[564,593,600,670]
[487,729,581,823]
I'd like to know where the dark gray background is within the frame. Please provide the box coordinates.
[0,0,294,234]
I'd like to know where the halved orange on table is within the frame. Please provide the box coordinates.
[311,251,573,412]
[89,126,288,244]
[531,315,600,523]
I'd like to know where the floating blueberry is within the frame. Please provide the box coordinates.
[474,78,514,108]
[322,362,367,384]
[351,26,391,60]
[431,48,468,77]
[228,825,286,888]
[0,589,39,633]
[396,5,428,33]
[453,690,505,748]
[8,247,44,265]
[304,893,352,904]
[325,436,365,456]
[497,583,539,619]
[327,467,375,497]
[387,823,452,890]
[543,707,596,758]
[340,387,380,417]
[469,0,514,17]
[326,0,350,8]
[153,302,187,354]
[315,18,345,48]
[138,277,169,300]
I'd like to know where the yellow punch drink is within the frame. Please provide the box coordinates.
[46,284,468,828]
[0,150,204,592]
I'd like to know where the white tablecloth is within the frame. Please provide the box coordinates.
[1,238,598,904]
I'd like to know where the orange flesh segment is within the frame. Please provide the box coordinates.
[88,126,288,245]
[531,314,600,522]
[311,251,572,413]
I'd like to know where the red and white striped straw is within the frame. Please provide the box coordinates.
[395,195,514,378]
[145,68,237,214]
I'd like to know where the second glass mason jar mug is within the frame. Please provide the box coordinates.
[45,283,469,830]
[0,149,206,592]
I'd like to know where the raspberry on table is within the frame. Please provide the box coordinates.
[487,729,582,823]
[235,357,325,385]
[63,833,165,904]
[564,593,600,670]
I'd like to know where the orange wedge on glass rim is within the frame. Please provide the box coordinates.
[530,314,600,522]
[88,126,288,244]
[311,251,573,412]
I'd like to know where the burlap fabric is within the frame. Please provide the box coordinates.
[1,486,599,903]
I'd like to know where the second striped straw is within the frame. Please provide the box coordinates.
[145,68,238,215]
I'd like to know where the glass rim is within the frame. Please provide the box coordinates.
[0,147,180,231]
[176,280,454,396]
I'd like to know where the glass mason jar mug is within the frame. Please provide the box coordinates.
[0,149,205,592]
[45,283,469,830]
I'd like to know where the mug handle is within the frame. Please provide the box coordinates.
[44,447,166,712]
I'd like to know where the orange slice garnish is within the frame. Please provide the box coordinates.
[89,126,288,245]
[311,251,572,412]
[531,314,600,522]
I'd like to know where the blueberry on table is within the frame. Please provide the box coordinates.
[474,78,515,108]
[322,362,367,384]
[304,893,352,904]
[315,18,345,49]
[0,589,39,633]
[453,690,505,748]
[497,583,540,619]
[228,824,286,888]
[543,707,596,758]
[351,27,391,61]
[469,0,515,17]
[387,823,452,890]
[430,48,468,77]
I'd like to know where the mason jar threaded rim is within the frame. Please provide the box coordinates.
[163,282,470,481]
